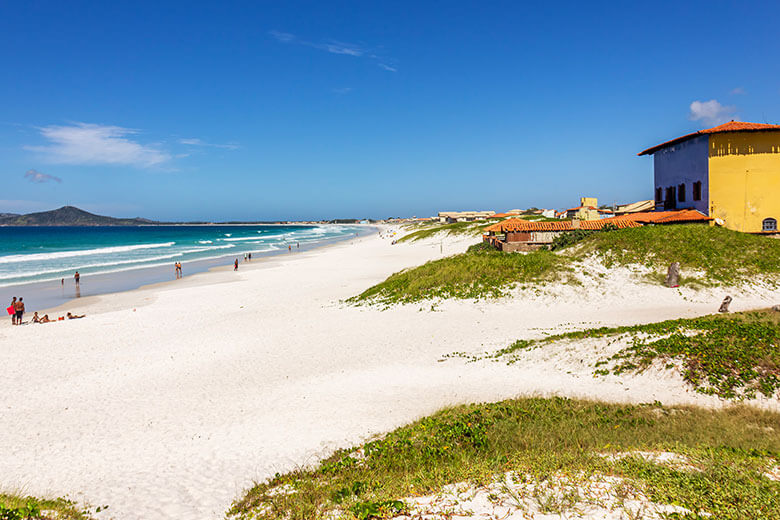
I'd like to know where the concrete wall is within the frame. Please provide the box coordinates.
[708,131,780,233]
[653,135,709,213]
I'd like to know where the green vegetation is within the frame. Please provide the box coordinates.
[228,397,780,520]
[358,225,780,305]
[573,224,780,284]
[396,221,491,243]
[0,495,100,520]
[349,244,565,303]
[494,310,780,399]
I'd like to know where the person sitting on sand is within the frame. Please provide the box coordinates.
[66,312,86,319]
[31,311,41,323]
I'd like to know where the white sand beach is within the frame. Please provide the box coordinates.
[1,227,777,520]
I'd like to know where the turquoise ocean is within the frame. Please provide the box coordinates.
[0,224,366,311]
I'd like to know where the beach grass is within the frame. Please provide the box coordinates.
[0,493,99,520]
[491,309,780,400]
[396,221,492,243]
[570,224,780,284]
[227,397,780,520]
[357,225,780,304]
[349,243,565,304]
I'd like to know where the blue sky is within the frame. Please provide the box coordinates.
[1,1,778,221]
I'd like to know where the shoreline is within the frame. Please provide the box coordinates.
[1,224,378,318]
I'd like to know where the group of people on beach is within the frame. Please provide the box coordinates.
[174,262,183,279]
[8,296,24,325]
[8,296,85,326]
[30,311,85,324]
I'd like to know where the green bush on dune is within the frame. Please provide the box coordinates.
[576,224,780,284]
[494,309,780,399]
[396,221,492,243]
[355,225,780,304]
[349,243,565,304]
[0,495,100,520]
[228,397,780,520]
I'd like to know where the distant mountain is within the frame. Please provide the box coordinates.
[0,206,158,226]
[0,212,20,218]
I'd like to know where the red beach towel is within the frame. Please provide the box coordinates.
[6,305,14,315]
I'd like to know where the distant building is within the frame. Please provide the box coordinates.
[438,210,495,223]
[638,121,780,233]
[614,199,654,215]
[564,197,613,220]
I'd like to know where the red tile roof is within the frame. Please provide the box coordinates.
[611,209,712,224]
[638,121,780,156]
[485,210,711,233]
[484,218,641,233]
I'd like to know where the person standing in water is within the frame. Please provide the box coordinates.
[234,258,239,271]
[74,271,80,285]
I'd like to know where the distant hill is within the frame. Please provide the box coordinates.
[0,206,158,226]
[0,212,20,218]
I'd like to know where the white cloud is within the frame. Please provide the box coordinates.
[269,30,296,43]
[688,100,736,126]
[730,87,746,95]
[178,137,239,150]
[318,41,364,56]
[25,122,171,167]
[332,87,353,94]
[269,30,396,70]
[24,169,62,183]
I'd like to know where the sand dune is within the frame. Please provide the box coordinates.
[1,227,776,519]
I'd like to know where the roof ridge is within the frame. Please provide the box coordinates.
[638,120,780,156]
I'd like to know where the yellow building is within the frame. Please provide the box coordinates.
[639,121,780,233]
[564,197,613,220]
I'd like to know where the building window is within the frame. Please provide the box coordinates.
[763,218,778,232]
[664,186,676,210]
[693,181,702,201]
[678,184,686,202]
[655,187,663,202]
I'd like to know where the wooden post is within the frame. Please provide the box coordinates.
[665,262,680,287]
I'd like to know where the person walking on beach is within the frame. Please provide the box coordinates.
[234,258,239,271]
[248,252,251,261]
[14,297,24,325]
[74,271,80,285]
[288,244,291,252]
[9,296,17,325]
[297,242,299,249]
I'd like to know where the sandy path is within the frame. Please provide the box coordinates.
[1,228,777,519]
